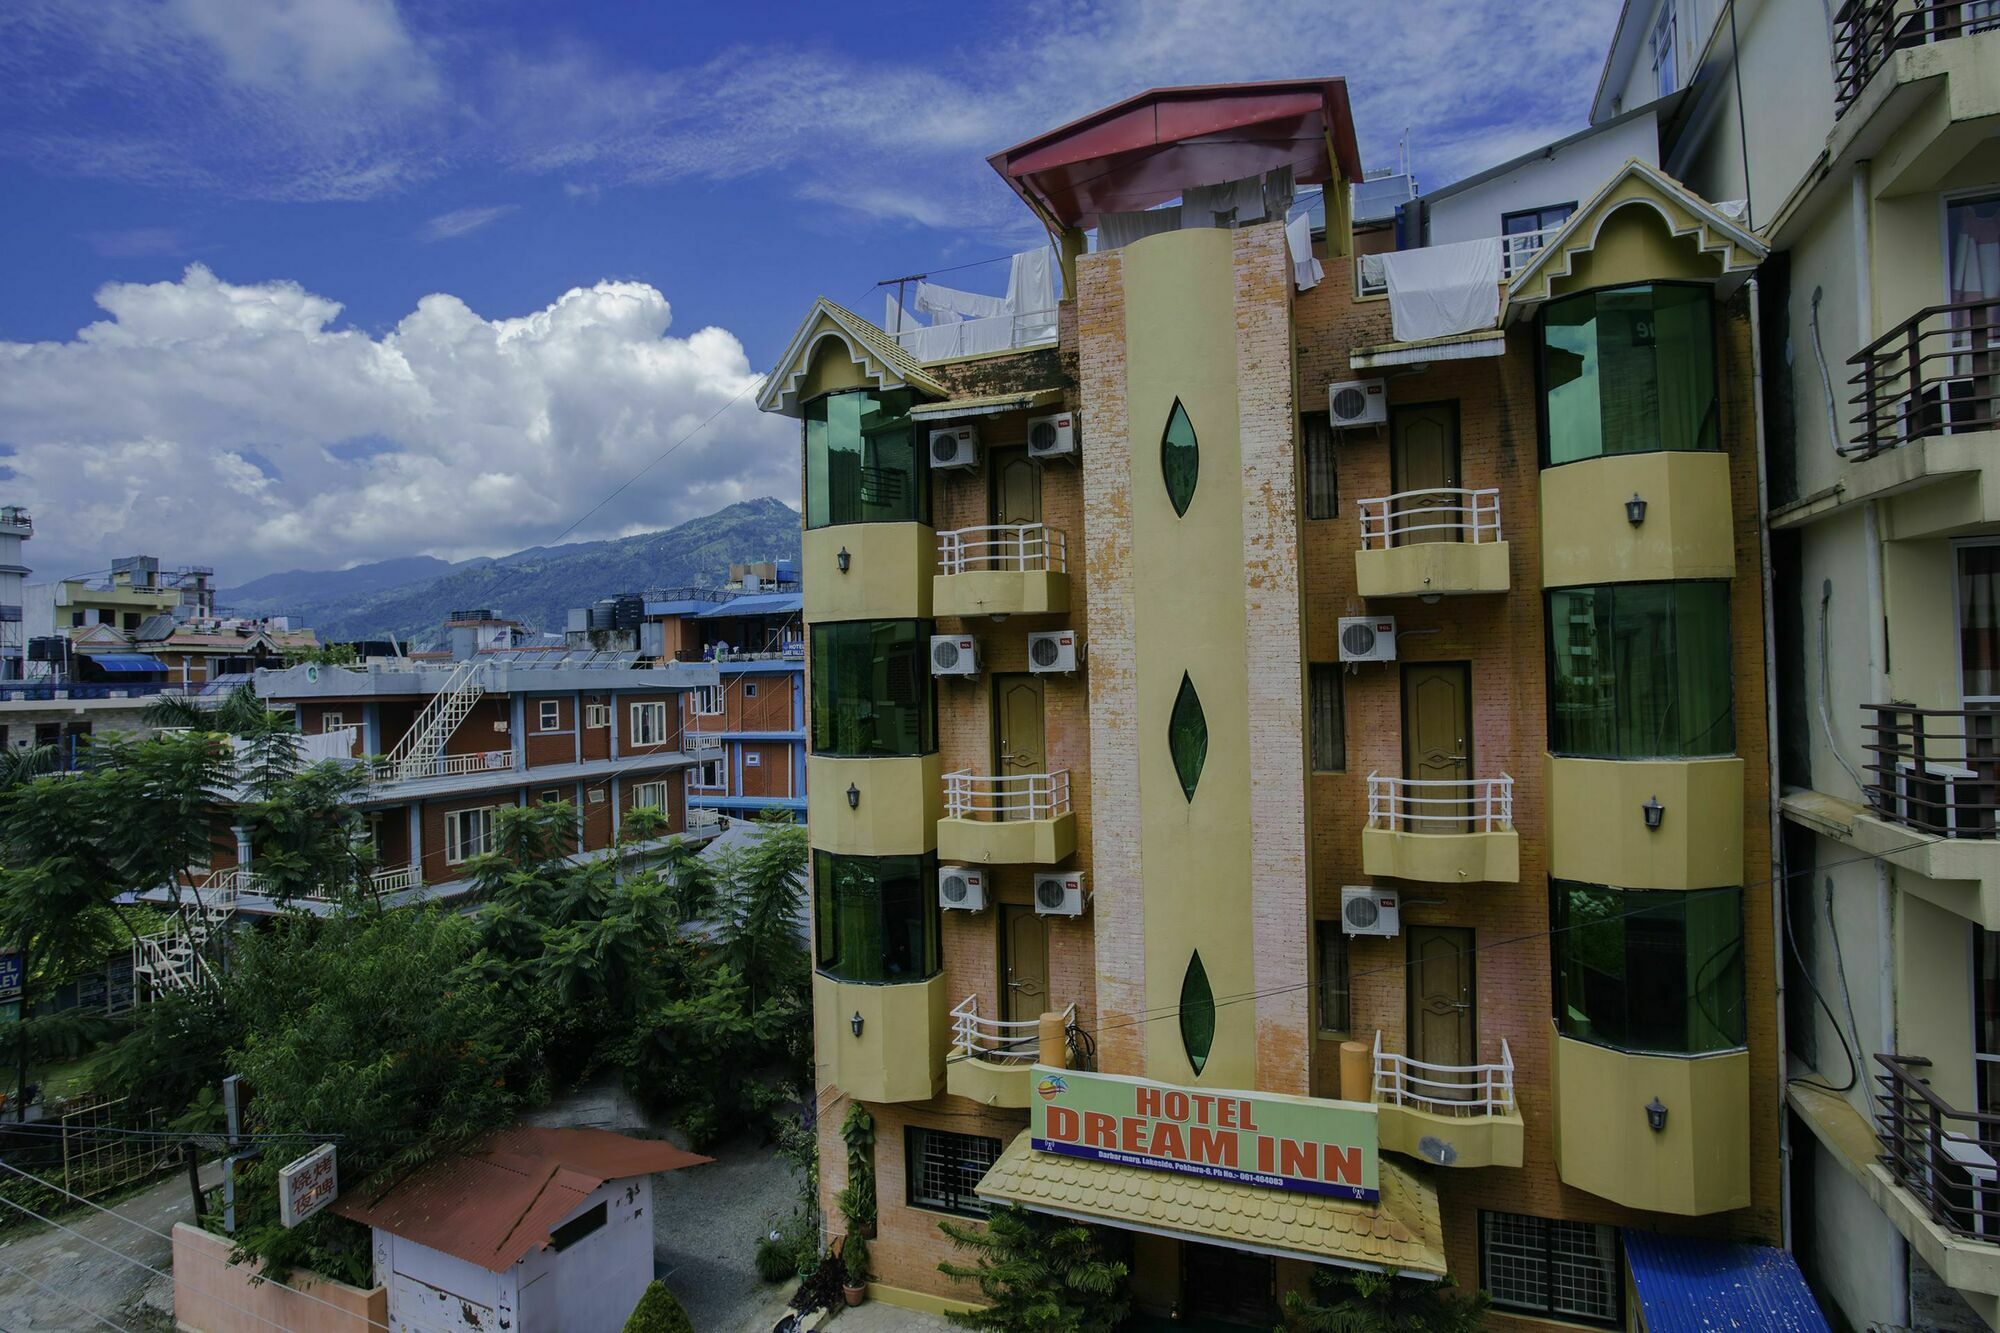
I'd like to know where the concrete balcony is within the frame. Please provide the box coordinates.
[1540,452,1734,588]
[1546,754,1744,889]
[1858,1053,2000,1301]
[1360,774,1518,884]
[945,997,1075,1109]
[937,770,1077,866]
[806,753,942,856]
[1371,1032,1524,1169]
[932,524,1070,619]
[803,523,934,623]
[1551,1025,1749,1216]
[812,972,949,1104]
[1353,489,1510,598]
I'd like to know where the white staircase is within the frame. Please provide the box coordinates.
[132,868,242,996]
[377,660,486,781]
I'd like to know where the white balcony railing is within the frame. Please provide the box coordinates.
[937,524,1069,577]
[1355,222,1568,298]
[1356,488,1502,549]
[1366,773,1514,833]
[1373,1031,1516,1117]
[369,866,417,894]
[952,995,1077,1064]
[944,770,1073,822]
[686,807,725,836]
[686,730,724,754]
[367,749,513,783]
[894,308,1059,361]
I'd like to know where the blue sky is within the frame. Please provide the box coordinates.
[0,0,1621,584]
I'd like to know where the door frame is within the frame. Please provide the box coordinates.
[1406,923,1478,1083]
[1388,398,1463,539]
[989,672,1049,776]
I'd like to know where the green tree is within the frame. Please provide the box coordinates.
[713,815,808,1011]
[0,743,58,789]
[622,1280,694,1333]
[90,731,237,911]
[281,643,358,668]
[1279,1269,1490,1333]
[239,761,374,906]
[937,1206,1129,1333]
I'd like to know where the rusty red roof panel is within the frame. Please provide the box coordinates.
[331,1127,708,1272]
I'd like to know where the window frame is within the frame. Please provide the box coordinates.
[584,702,610,729]
[1537,281,1721,469]
[808,619,937,759]
[1549,879,1747,1055]
[744,681,759,698]
[540,787,564,805]
[905,1126,1002,1219]
[443,806,497,865]
[1301,412,1338,520]
[813,850,941,984]
[1314,921,1351,1036]
[1308,662,1346,773]
[1651,1,1678,99]
[320,711,344,733]
[1479,1210,1623,1327]
[538,699,561,731]
[629,700,668,748]
[631,780,669,812]
[1543,580,1735,760]
[803,387,929,530]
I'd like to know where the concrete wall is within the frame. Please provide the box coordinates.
[1429,112,1659,246]
[174,1223,386,1333]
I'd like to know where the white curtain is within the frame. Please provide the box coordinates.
[1098,206,1183,252]
[914,282,1005,322]
[1287,212,1323,292]
[1379,237,1503,342]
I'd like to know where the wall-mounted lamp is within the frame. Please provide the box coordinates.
[1645,1097,1668,1133]
[1626,493,1648,526]
[836,546,851,574]
[1642,795,1664,830]
[850,1011,865,1038]
[846,782,861,810]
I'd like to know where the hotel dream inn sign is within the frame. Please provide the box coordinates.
[1031,1066,1380,1202]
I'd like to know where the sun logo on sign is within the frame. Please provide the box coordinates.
[1036,1074,1068,1101]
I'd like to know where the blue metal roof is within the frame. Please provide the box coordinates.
[89,653,170,673]
[696,592,802,618]
[1624,1230,1828,1333]
[643,598,712,617]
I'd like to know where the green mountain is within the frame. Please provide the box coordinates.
[242,497,801,646]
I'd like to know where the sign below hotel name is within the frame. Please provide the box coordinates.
[1030,1065,1379,1202]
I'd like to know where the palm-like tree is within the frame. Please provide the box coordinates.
[0,744,58,789]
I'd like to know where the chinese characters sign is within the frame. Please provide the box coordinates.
[279,1144,338,1227]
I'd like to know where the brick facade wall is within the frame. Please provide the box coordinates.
[442,696,510,757]
[580,694,613,760]
[613,692,681,758]
[523,693,576,768]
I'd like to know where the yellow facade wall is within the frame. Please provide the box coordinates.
[1545,199,1747,301]
[1540,452,1735,587]
[1121,227,1260,1090]
[806,754,942,855]
[1377,1103,1525,1170]
[1354,540,1511,598]
[1550,1028,1751,1215]
[813,973,948,1103]
[1897,892,1978,1111]
[803,524,935,623]
[1547,754,1745,888]
[931,569,1070,618]
[801,328,873,400]
[1359,827,1519,884]
[936,811,1077,866]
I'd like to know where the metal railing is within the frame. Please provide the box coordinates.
[0,681,187,701]
[1366,773,1514,833]
[1847,300,2000,457]
[1861,702,2000,837]
[1833,0,1999,113]
[367,749,514,783]
[1875,1052,2000,1243]
[952,996,1076,1064]
[944,770,1073,821]
[937,524,1069,576]
[1356,488,1503,549]
[1354,222,1568,297]
[1372,1031,1516,1116]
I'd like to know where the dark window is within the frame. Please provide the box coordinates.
[1500,203,1576,277]
[1546,582,1733,758]
[122,612,140,632]
[1550,881,1745,1054]
[809,620,935,757]
[1168,672,1207,801]
[1161,398,1199,518]
[1309,663,1345,772]
[745,682,759,698]
[1179,951,1215,1075]
[1541,283,1717,465]
[1315,922,1351,1033]
[804,388,926,528]
[813,851,940,983]
[548,1201,607,1251]
[70,611,84,627]
[1302,413,1337,520]
[1481,1211,1622,1326]
[906,1127,1001,1217]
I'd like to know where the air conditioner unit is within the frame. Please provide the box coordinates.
[1341,886,1400,937]
[1327,378,1388,427]
[930,634,980,677]
[1026,411,1077,461]
[939,865,987,913]
[1338,615,1397,663]
[1027,630,1077,675]
[1034,872,1087,918]
[930,425,981,469]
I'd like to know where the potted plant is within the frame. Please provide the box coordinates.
[841,1233,870,1307]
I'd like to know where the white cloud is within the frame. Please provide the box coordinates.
[418,204,518,242]
[0,266,796,582]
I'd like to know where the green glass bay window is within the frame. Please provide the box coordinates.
[805,388,927,529]
[814,851,941,984]
[810,620,936,757]
[1547,582,1733,758]
[1542,283,1717,465]
[1551,881,1745,1055]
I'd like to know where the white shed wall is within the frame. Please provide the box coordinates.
[1427,112,1660,246]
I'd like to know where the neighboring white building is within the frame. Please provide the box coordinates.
[332,1126,708,1333]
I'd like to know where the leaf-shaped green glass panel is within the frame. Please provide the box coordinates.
[1160,397,1199,517]
[1180,952,1215,1076]
[1168,672,1207,802]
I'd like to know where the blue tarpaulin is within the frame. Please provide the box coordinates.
[87,654,169,674]
[1624,1229,1829,1332]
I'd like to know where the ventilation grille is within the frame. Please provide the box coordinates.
[932,640,961,671]
[1035,879,1068,911]
[1343,894,1381,930]
[1030,636,1060,669]
[942,873,971,905]
[1340,621,1379,658]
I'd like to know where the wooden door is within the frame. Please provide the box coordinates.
[993,675,1047,821]
[1001,905,1050,1035]
[1402,662,1472,833]
[991,451,1043,569]
[1407,925,1476,1103]
[1390,402,1461,545]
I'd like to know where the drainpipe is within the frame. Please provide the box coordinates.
[1748,277,1793,1250]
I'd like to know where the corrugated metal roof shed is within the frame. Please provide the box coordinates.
[1623,1229,1829,1333]
[696,592,802,618]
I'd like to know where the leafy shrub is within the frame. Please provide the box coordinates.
[790,1251,846,1313]
[623,1280,694,1333]
[755,1231,796,1284]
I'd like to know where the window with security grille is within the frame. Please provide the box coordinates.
[1480,1211,1620,1326]
[1309,663,1345,772]
[906,1127,1001,1218]
[1302,413,1337,519]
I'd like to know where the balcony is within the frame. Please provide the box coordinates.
[1870,1053,2000,1295]
[945,997,1076,1108]
[1371,1032,1523,1169]
[937,770,1077,865]
[1360,774,1518,884]
[1355,221,1566,297]
[1849,300,1999,457]
[813,972,949,1103]
[932,524,1070,619]
[1353,489,1509,598]
[1834,0,1999,115]
[366,749,514,785]
[1546,754,1744,889]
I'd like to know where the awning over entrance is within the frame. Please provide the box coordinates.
[85,653,169,673]
[907,388,1064,421]
[975,1131,1446,1276]
[1623,1229,1829,1332]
